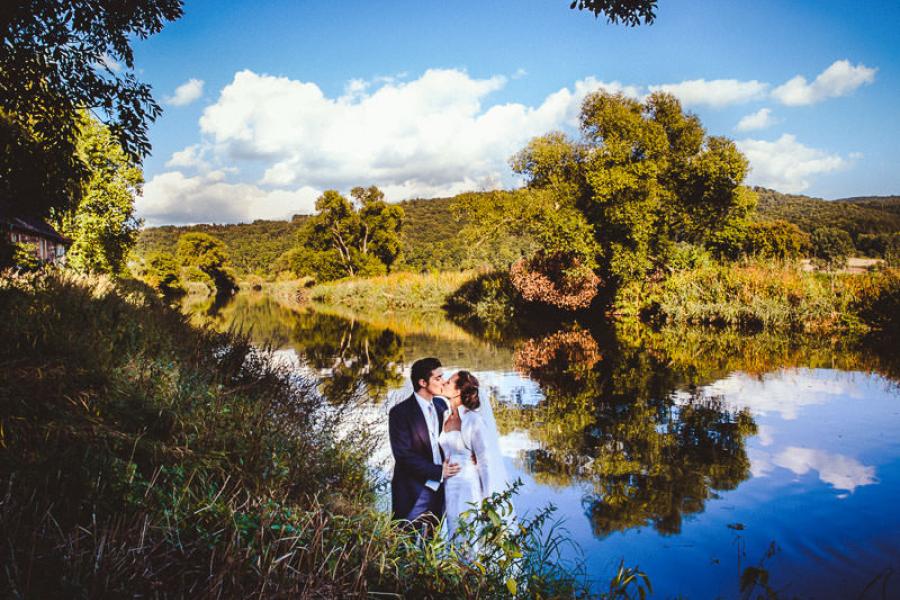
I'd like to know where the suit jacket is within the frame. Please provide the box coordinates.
[389,393,448,519]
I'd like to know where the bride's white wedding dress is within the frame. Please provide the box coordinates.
[438,406,510,542]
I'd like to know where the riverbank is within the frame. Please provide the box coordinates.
[0,271,594,597]
[289,263,899,339]
[614,263,899,335]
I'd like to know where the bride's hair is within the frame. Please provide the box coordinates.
[456,371,480,410]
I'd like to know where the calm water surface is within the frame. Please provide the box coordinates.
[187,293,900,598]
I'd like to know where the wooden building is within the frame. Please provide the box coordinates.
[2,216,71,265]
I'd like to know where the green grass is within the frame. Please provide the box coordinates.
[311,270,478,314]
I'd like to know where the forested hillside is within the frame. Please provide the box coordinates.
[135,217,307,275]
[135,187,899,277]
[754,187,900,237]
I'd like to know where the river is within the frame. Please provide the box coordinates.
[184,291,900,598]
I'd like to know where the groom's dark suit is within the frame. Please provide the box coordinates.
[389,393,448,520]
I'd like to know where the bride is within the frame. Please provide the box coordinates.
[438,370,513,543]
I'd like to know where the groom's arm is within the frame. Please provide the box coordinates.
[389,407,443,482]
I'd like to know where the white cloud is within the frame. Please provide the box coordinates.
[737,134,847,193]
[772,60,876,106]
[165,144,210,170]
[649,79,768,108]
[137,170,319,225]
[145,61,876,224]
[196,68,600,198]
[166,78,205,107]
[735,108,777,132]
[772,446,876,492]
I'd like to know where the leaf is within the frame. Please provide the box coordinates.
[506,578,517,595]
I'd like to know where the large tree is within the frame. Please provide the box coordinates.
[513,91,755,293]
[297,187,404,280]
[176,232,237,294]
[57,113,143,275]
[0,0,183,220]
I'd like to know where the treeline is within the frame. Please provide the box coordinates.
[135,217,307,276]
[754,187,900,256]
[135,187,900,280]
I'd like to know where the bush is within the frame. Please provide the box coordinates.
[509,255,600,311]
[852,268,900,336]
[143,251,184,295]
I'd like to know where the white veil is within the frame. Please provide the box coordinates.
[475,388,514,501]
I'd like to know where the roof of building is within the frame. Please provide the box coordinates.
[1,216,71,245]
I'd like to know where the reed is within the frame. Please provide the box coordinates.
[615,262,900,334]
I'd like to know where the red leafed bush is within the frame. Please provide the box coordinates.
[509,255,600,311]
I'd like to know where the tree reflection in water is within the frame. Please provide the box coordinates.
[183,292,406,403]
[503,324,756,537]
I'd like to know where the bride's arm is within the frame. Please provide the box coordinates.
[469,416,491,498]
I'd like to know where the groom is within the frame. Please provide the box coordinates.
[389,357,460,532]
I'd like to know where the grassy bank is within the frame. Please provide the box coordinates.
[0,272,600,598]
[615,263,900,335]
[311,270,477,314]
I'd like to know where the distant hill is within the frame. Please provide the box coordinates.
[754,187,900,239]
[836,195,900,217]
[135,187,899,276]
[135,217,307,276]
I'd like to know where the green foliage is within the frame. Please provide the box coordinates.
[570,0,658,26]
[810,227,854,272]
[707,218,808,262]
[667,242,713,272]
[514,91,754,290]
[754,187,900,249]
[56,114,143,275]
[615,262,877,333]
[856,232,900,262]
[142,251,183,295]
[176,232,237,294]
[137,217,306,277]
[7,241,43,271]
[0,0,182,220]
[852,269,900,337]
[295,187,404,280]
[312,271,477,314]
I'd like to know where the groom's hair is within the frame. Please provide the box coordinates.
[410,357,441,391]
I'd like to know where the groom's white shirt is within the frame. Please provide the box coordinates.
[414,391,445,492]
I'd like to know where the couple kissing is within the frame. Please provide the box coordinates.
[388,357,512,541]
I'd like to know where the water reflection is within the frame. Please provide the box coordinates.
[185,292,900,597]
[497,324,758,537]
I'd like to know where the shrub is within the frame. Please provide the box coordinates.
[509,255,600,311]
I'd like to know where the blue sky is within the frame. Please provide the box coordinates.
[130,0,900,224]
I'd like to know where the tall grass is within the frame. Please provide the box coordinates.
[615,263,900,334]
[311,270,477,314]
[0,271,598,598]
